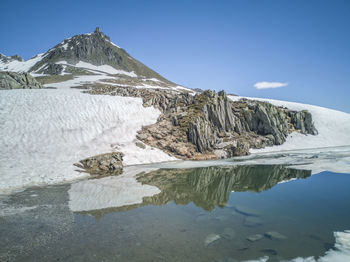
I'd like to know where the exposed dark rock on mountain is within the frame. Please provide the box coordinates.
[0,72,42,89]
[74,152,124,177]
[29,27,172,83]
[0,53,23,63]
[87,86,317,159]
[43,63,64,75]
[1,28,186,91]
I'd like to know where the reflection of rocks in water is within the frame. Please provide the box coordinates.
[78,165,310,218]
[137,165,311,211]
[264,231,287,240]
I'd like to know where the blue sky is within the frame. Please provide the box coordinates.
[1,0,349,112]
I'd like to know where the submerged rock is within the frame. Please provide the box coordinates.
[204,234,221,247]
[74,152,124,176]
[244,217,263,227]
[246,234,264,242]
[264,231,287,240]
[260,249,278,256]
[221,227,236,240]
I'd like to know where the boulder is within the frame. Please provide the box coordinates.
[0,72,42,89]
[74,152,124,176]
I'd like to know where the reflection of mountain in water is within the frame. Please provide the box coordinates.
[79,165,311,218]
[137,165,311,211]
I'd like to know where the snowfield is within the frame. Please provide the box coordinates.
[0,89,175,194]
[56,60,137,77]
[228,96,350,153]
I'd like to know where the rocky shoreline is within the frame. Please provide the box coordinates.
[86,86,318,161]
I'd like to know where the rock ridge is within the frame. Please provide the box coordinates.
[87,86,318,160]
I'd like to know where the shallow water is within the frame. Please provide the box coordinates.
[0,165,349,262]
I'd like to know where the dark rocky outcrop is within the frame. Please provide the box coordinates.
[0,53,24,63]
[74,152,124,177]
[43,63,64,75]
[0,72,42,89]
[87,86,318,159]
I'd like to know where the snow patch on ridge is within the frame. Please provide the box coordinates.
[56,60,137,77]
[108,40,121,48]
[0,53,46,72]
[43,74,116,89]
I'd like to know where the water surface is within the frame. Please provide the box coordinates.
[0,165,349,262]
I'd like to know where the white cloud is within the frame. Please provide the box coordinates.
[254,81,288,89]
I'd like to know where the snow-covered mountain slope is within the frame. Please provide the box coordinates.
[0,53,46,73]
[0,27,192,92]
[0,89,175,194]
[228,96,350,153]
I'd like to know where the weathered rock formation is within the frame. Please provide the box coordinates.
[74,152,124,177]
[0,72,42,89]
[87,86,318,159]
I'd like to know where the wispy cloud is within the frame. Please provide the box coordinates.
[254,81,288,89]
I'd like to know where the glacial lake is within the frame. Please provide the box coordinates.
[1,161,350,261]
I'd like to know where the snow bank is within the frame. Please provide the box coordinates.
[0,89,175,194]
[68,166,160,212]
[228,96,350,153]
[43,74,116,89]
[0,53,45,72]
[56,60,137,77]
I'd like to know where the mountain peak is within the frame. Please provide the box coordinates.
[91,26,110,41]
[0,28,186,89]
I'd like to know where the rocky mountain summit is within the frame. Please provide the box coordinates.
[0,28,187,91]
[31,27,171,81]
